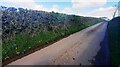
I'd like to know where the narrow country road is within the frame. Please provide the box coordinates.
[8,22,108,65]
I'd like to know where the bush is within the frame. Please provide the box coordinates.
[108,17,120,65]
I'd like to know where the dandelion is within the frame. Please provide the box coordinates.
[16,51,20,54]
[5,56,9,60]
[15,47,18,50]
[28,47,31,49]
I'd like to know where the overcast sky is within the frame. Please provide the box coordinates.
[0,0,119,19]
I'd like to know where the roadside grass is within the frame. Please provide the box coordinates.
[108,17,120,65]
[2,21,100,62]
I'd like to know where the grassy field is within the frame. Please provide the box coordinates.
[108,17,120,65]
[2,21,100,62]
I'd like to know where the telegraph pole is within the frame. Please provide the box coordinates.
[118,1,120,16]
[113,6,117,18]
[113,1,120,18]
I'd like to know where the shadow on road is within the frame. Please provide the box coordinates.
[94,24,110,65]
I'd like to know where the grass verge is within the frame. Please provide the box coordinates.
[2,21,100,65]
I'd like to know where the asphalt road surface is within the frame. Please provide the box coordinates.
[8,22,108,65]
